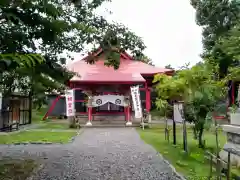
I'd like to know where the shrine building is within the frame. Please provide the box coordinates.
[44,48,174,126]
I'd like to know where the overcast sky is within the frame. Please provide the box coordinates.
[70,0,203,69]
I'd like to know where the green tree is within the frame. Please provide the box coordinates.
[219,22,240,60]
[0,54,44,73]
[164,64,174,70]
[0,0,146,108]
[0,0,145,69]
[153,63,226,148]
[190,0,240,78]
[217,22,240,82]
[135,55,154,66]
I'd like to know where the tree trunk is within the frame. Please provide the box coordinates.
[69,116,76,128]
[165,115,169,143]
[193,126,198,140]
[198,123,205,148]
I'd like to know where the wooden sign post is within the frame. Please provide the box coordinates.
[174,101,188,153]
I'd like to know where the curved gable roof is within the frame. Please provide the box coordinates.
[69,48,174,83]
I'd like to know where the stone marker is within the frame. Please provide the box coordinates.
[220,110,240,167]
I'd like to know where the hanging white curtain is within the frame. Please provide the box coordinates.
[92,95,124,107]
[130,86,142,118]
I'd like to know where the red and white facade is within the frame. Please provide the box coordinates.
[44,48,174,125]
[67,48,173,125]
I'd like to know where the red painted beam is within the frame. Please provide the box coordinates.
[43,95,62,120]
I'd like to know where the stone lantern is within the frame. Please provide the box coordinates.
[220,102,240,167]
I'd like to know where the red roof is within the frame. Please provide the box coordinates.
[71,72,145,82]
[68,50,173,83]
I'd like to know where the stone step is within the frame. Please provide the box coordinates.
[80,121,139,125]
[91,120,132,123]
[93,116,125,121]
[82,124,139,128]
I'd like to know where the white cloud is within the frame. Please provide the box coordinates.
[69,0,203,69]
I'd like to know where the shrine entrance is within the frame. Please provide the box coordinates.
[43,47,174,126]
[92,95,125,110]
[88,94,130,123]
[95,102,124,113]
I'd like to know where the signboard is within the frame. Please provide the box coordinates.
[130,86,142,118]
[173,103,184,123]
[65,90,75,117]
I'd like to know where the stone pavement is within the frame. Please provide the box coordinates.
[0,128,184,180]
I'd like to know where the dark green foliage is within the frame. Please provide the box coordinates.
[0,0,146,107]
[164,64,174,70]
[154,63,226,148]
[0,54,44,72]
[188,1,240,147]
[191,0,240,77]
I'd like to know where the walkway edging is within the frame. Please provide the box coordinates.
[26,164,44,180]
[69,128,84,143]
[136,128,186,180]
[157,152,186,180]
[0,129,84,146]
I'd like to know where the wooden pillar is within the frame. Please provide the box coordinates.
[86,106,93,126]
[125,100,132,125]
[125,89,132,126]
[125,105,133,126]
[127,106,131,122]
[86,93,93,126]
[145,82,151,112]
[88,107,92,121]
[124,106,127,121]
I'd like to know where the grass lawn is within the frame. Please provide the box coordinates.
[138,125,240,179]
[0,130,77,144]
[36,122,69,129]
[0,158,37,180]
[32,108,70,129]
[32,107,48,123]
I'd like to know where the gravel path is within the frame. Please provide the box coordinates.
[0,128,183,180]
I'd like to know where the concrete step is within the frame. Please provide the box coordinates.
[91,120,129,123]
[93,116,125,121]
[82,124,139,128]
[80,120,140,128]
[81,121,139,125]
